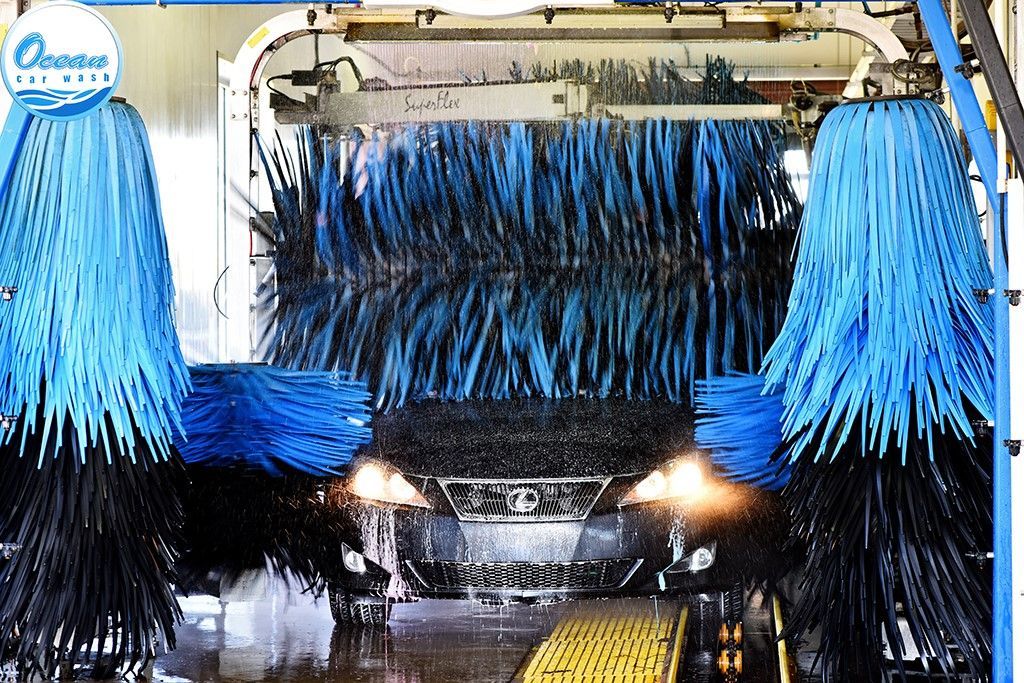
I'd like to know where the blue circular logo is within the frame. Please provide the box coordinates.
[1,1,123,121]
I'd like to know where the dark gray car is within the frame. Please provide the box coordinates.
[327,399,787,627]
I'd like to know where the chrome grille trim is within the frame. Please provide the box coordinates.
[437,477,610,522]
[408,559,642,591]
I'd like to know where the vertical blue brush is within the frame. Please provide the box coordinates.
[0,102,190,675]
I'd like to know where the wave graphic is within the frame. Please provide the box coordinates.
[16,87,113,118]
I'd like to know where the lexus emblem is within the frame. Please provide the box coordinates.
[506,487,541,513]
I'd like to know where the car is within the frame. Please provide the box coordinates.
[325,397,788,627]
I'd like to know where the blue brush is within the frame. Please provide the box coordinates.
[176,364,372,475]
[0,102,189,676]
[761,98,995,679]
[0,104,190,465]
[695,373,789,490]
[261,65,799,409]
[762,98,993,463]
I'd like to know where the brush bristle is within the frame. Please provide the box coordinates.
[0,104,189,463]
[177,467,354,593]
[261,60,799,409]
[0,103,189,676]
[695,373,789,489]
[762,98,993,463]
[0,412,184,677]
[176,364,372,475]
[761,98,994,679]
[781,425,992,680]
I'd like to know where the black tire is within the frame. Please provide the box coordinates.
[329,587,391,628]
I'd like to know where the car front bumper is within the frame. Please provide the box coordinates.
[334,481,787,603]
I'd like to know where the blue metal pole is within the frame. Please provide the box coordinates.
[918,0,1000,206]
[80,0,356,5]
[0,106,31,201]
[918,0,1012,679]
[994,198,1013,683]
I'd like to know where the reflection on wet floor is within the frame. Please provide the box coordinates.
[155,584,813,682]
[156,585,656,682]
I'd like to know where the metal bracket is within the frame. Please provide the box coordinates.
[955,60,982,79]
[1,286,17,301]
[972,419,995,435]
[1004,439,1021,456]
[975,287,996,303]
[1005,289,1022,305]
[965,549,995,567]
[958,0,1024,173]
[0,544,21,560]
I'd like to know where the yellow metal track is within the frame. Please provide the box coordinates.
[516,600,687,683]
[772,595,793,683]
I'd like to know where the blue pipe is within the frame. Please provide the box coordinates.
[918,0,1000,206]
[993,200,1013,683]
[918,0,1012,679]
[81,0,354,5]
[0,106,30,201]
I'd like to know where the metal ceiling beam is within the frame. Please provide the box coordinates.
[343,22,780,42]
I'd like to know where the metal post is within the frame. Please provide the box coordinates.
[994,198,1013,683]
[1009,1,1024,679]
[960,0,1024,169]
[0,107,29,200]
[918,0,1012,679]
[919,0,1000,206]
[1008,176,1024,683]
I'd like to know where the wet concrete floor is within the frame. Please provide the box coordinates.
[156,586,678,682]
[153,582,817,683]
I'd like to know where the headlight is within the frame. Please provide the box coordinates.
[349,462,430,508]
[619,460,706,506]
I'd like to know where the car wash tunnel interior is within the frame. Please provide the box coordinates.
[2,0,1024,681]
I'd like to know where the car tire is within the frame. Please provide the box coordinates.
[329,586,391,628]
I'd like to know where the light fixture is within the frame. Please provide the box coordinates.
[341,543,368,574]
[349,462,430,508]
[664,542,717,574]
[619,460,706,506]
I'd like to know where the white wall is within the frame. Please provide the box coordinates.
[100,5,301,362]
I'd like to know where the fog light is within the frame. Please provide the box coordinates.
[342,543,367,574]
[690,545,715,572]
[665,542,717,574]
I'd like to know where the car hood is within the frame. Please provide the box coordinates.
[359,398,701,479]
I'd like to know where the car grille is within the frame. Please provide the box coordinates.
[409,559,640,591]
[438,478,608,521]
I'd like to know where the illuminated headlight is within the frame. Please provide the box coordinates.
[619,460,706,506]
[349,462,430,508]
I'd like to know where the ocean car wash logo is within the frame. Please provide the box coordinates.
[1,1,123,121]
